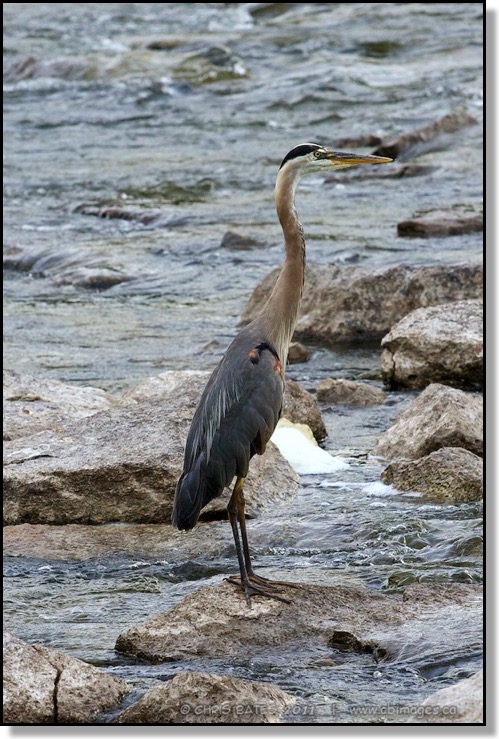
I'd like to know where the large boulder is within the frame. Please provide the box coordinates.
[407,669,483,724]
[125,370,326,442]
[3,631,129,724]
[3,370,121,441]
[380,300,483,390]
[240,262,482,345]
[371,384,482,461]
[381,447,483,504]
[3,378,299,526]
[116,671,295,724]
[115,580,482,667]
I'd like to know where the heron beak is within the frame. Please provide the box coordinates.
[325,151,392,167]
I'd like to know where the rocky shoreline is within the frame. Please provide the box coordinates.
[3,258,483,724]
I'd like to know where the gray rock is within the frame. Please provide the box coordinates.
[407,669,483,724]
[398,203,483,237]
[381,447,483,504]
[241,262,482,344]
[3,380,298,525]
[117,671,295,724]
[115,580,482,667]
[316,378,386,406]
[371,384,482,461]
[3,631,129,725]
[381,299,482,390]
[3,370,121,441]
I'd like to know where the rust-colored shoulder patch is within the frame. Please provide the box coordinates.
[274,357,284,377]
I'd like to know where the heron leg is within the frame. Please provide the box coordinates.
[226,477,290,605]
[233,477,302,592]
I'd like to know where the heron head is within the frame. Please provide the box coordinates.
[279,143,392,174]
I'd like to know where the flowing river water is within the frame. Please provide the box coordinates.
[3,2,483,724]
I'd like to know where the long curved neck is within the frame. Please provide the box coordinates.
[253,164,305,368]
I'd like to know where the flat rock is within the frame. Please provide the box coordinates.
[241,262,482,344]
[371,383,482,461]
[381,447,483,504]
[398,203,483,237]
[381,299,483,390]
[115,580,482,668]
[407,669,483,724]
[316,379,386,406]
[3,631,129,725]
[117,671,295,724]
[3,376,298,525]
[3,370,121,441]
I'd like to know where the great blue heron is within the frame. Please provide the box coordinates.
[172,143,391,605]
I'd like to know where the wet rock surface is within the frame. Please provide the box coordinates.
[371,383,482,461]
[241,262,482,344]
[115,580,482,666]
[316,379,386,406]
[3,631,129,725]
[407,669,483,724]
[116,671,295,724]
[381,447,483,504]
[381,299,483,390]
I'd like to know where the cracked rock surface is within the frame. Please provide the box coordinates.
[3,631,129,724]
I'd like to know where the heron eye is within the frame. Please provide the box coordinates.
[313,150,322,159]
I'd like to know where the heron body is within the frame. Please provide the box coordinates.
[172,143,391,605]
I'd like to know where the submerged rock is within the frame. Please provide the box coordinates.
[381,299,483,390]
[407,669,483,724]
[372,108,479,161]
[3,631,129,725]
[371,383,482,461]
[220,230,265,251]
[381,447,483,504]
[115,580,482,668]
[117,671,295,724]
[316,378,386,406]
[241,262,482,344]
[397,203,483,237]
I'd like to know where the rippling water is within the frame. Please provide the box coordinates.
[3,2,483,724]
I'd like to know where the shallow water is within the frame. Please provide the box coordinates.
[3,2,483,724]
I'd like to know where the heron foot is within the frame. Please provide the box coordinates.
[225,576,291,606]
